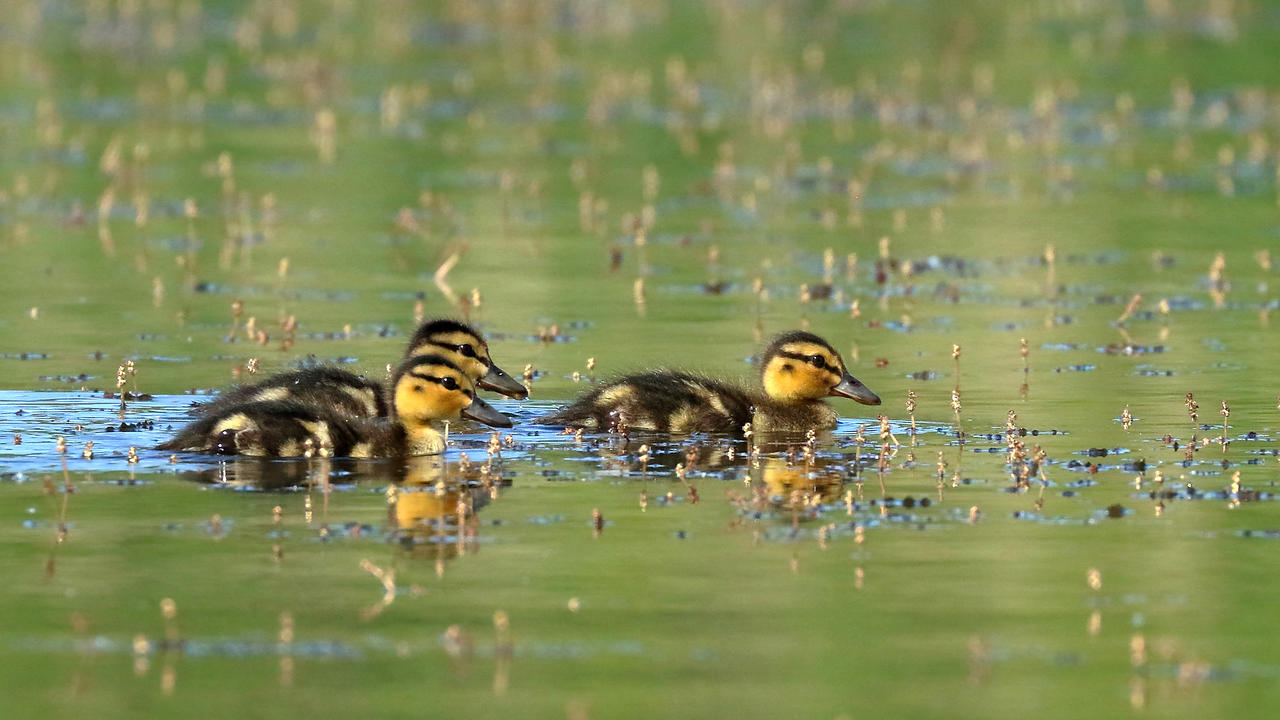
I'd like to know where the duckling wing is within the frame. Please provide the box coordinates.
[536,371,753,433]
[158,400,362,457]
[191,367,386,420]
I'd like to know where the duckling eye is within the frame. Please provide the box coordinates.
[808,355,827,369]
[440,376,458,391]
[455,344,478,359]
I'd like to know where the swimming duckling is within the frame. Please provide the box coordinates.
[191,318,525,420]
[159,355,511,457]
[536,331,880,434]
[405,318,528,399]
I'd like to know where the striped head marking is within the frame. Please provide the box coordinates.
[405,318,527,399]
[406,319,491,383]
[761,331,881,405]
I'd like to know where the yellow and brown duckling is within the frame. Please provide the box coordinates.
[159,355,511,457]
[191,318,526,421]
[536,330,880,434]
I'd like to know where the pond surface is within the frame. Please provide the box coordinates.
[4,1,1280,718]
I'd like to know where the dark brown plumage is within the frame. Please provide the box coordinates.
[537,370,755,433]
[191,367,386,420]
[160,399,364,456]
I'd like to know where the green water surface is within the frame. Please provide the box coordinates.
[3,1,1280,718]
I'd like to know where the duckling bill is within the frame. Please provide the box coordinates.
[159,355,510,458]
[537,330,880,434]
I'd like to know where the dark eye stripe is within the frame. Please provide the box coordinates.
[425,338,486,361]
[409,371,464,390]
[777,350,840,372]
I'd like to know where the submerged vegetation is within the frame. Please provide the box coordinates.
[3,1,1280,718]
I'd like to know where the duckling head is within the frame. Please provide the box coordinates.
[405,318,528,399]
[391,354,514,431]
[760,331,881,405]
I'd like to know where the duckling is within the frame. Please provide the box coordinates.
[536,330,880,434]
[405,318,529,399]
[159,355,511,457]
[191,318,524,420]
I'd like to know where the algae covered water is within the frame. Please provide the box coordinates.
[4,2,1280,718]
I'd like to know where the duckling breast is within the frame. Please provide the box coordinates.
[751,399,839,434]
[348,418,445,458]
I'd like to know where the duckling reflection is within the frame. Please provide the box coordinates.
[390,456,492,562]
[752,457,850,515]
[177,456,340,490]
[582,437,856,514]
[583,435,854,480]
[587,436,745,476]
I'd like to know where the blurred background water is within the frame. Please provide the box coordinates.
[3,1,1280,718]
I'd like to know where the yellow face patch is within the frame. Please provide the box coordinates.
[761,341,845,401]
[408,329,491,383]
[392,365,474,428]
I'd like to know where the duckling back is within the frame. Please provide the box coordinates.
[536,370,754,433]
[192,367,386,420]
[158,400,363,457]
